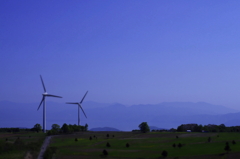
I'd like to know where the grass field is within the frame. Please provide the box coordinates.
[48,131,240,159]
[1,131,240,159]
[0,131,45,159]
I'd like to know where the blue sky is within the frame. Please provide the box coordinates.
[1,1,240,110]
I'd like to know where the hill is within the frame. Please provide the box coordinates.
[89,127,120,131]
[1,101,240,131]
[149,126,166,131]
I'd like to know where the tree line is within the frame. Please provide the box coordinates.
[0,128,29,132]
[134,122,240,133]
[47,123,88,135]
[177,123,240,132]
[0,123,88,134]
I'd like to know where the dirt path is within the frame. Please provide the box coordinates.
[37,136,52,159]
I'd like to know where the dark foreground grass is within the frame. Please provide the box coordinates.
[0,132,45,159]
[49,132,240,159]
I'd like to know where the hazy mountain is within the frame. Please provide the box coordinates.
[89,127,120,131]
[149,126,166,131]
[1,101,240,131]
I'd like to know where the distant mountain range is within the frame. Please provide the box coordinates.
[1,101,240,131]
[149,126,166,131]
[89,127,120,131]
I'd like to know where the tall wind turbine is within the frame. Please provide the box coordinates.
[37,75,62,133]
[66,91,88,126]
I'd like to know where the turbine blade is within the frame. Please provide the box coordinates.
[78,104,87,118]
[80,91,88,104]
[37,97,44,110]
[66,102,78,104]
[40,75,47,92]
[46,94,62,98]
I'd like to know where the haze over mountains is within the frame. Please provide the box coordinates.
[1,101,240,131]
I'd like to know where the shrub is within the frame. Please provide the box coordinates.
[178,143,182,148]
[126,143,130,147]
[232,140,236,145]
[89,136,92,140]
[162,150,168,157]
[172,143,176,148]
[75,138,78,142]
[208,137,211,142]
[106,142,111,147]
[103,149,108,155]
[106,134,109,138]
[176,136,178,139]
[224,145,231,153]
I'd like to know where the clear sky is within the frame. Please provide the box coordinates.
[1,1,240,110]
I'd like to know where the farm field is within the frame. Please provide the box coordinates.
[0,131,45,159]
[49,131,240,159]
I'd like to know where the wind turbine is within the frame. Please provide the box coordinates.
[66,91,88,126]
[37,75,62,133]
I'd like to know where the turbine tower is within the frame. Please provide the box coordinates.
[37,75,62,133]
[66,91,88,126]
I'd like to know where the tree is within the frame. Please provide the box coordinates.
[61,123,70,133]
[126,143,130,148]
[219,124,226,132]
[138,122,150,133]
[193,124,203,132]
[51,124,60,131]
[177,124,183,132]
[33,124,42,132]
[106,142,111,147]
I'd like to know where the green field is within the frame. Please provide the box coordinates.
[0,132,45,159]
[1,131,240,159]
[48,131,240,159]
